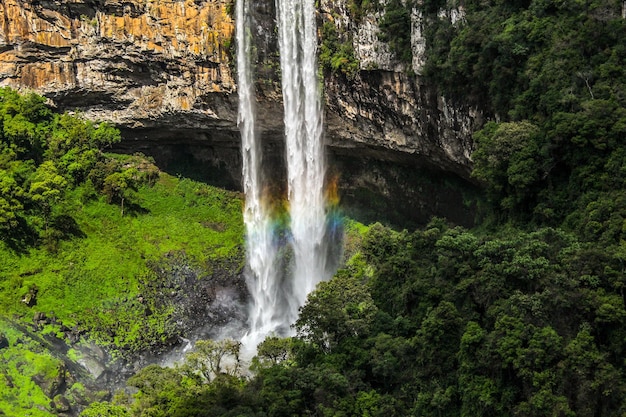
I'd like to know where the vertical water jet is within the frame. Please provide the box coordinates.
[277,0,332,324]
[237,0,282,353]
[237,0,337,354]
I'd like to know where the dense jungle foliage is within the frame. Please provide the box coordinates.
[81,0,626,416]
[3,0,626,415]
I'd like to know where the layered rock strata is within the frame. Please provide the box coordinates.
[0,0,236,127]
[0,0,482,225]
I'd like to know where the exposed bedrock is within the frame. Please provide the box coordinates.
[0,0,483,227]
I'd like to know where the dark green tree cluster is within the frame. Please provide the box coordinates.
[76,2,626,416]
[379,0,413,63]
[0,88,154,249]
[374,0,626,228]
[387,0,626,233]
[86,219,626,416]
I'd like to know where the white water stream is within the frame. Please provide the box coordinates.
[237,0,333,355]
[236,0,282,354]
[277,0,330,322]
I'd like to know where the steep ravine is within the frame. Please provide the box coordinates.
[0,0,482,227]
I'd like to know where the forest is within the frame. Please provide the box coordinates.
[2,0,626,415]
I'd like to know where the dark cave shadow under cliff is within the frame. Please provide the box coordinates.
[113,129,481,231]
[329,150,481,230]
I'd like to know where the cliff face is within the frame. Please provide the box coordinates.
[0,0,481,226]
[0,0,236,127]
[320,0,480,176]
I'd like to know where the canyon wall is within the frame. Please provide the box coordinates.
[0,0,482,226]
[0,0,235,126]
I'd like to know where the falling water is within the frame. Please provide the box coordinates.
[236,0,282,353]
[237,0,335,354]
[277,0,331,323]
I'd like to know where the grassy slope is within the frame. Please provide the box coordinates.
[0,170,245,416]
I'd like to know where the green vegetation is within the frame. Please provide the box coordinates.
[378,0,413,63]
[5,1,626,415]
[319,21,360,78]
[347,0,374,22]
[420,0,626,236]
[0,171,244,354]
[79,215,626,415]
[79,1,626,416]
[81,221,626,416]
[0,88,244,415]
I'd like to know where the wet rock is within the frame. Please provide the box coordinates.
[75,342,108,380]
[0,333,8,349]
[33,311,50,330]
[33,311,46,323]
[51,394,71,413]
[50,364,68,398]
[33,363,67,398]
[65,326,83,344]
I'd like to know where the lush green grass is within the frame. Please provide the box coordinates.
[0,90,245,414]
[1,170,244,343]
[0,170,245,415]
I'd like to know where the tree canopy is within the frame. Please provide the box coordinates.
[0,87,155,248]
[87,1,626,415]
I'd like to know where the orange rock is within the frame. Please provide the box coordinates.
[0,0,236,125]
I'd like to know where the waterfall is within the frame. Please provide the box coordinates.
[277,0,330,323]
[238,0,334,354]
[237,0,282,353]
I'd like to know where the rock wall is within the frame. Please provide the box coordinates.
[0,0,483,226]
[0,0,236,128]
[321,0,478,177]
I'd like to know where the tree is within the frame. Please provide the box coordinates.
[50,114,121,153]
[562,325,625,416]
[90,121,121,149]
[354,390,398,417]
[0,88,50,161]
[379,0,412,63]
[46,114,120,184]
[0,170,24,230]
[472,121,544,214]
[184,339,242,381]
[80,402,130,417]
[102,168,138,216]
[367,333,412,389]
[295,269,377,352]
[127,364,210,417]
[253,336,293,369]
[28,161,67,231]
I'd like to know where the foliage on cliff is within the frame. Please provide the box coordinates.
[320,21,360,78]
[389,0,626,234]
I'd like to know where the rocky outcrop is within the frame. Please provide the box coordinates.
[319,0,480,225]
[321,0,477,177]
[0,0,236,128]
[0,0,482,225]
[325,71,478,177]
